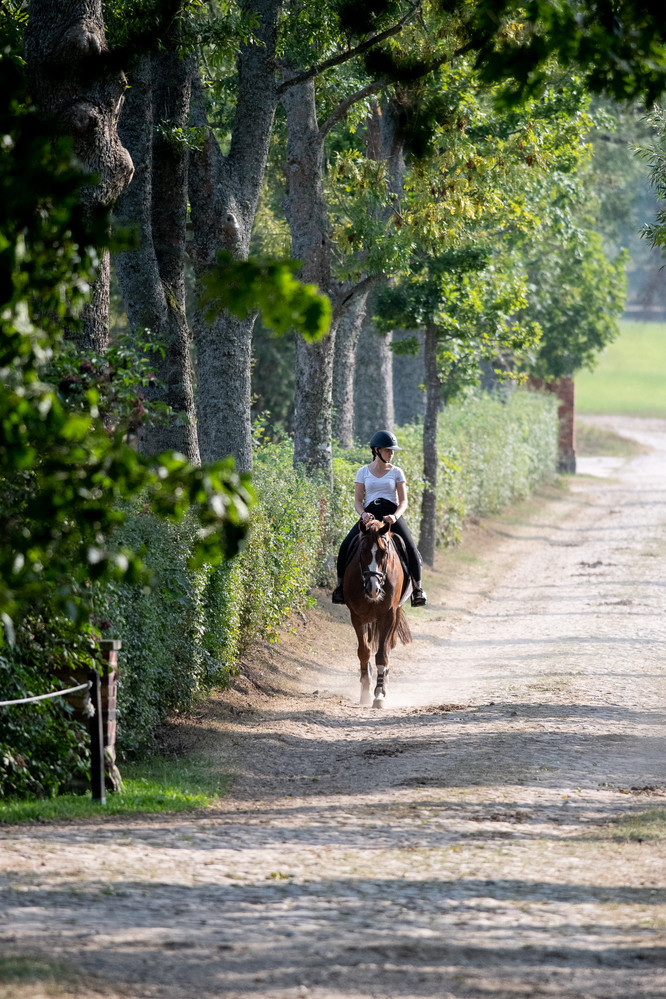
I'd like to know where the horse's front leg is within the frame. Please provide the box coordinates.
[373,611,396,708]
[351,613,372,706]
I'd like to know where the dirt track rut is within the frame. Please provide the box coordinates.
[1,415,665,999]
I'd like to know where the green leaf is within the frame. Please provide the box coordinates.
[199,253,331,341]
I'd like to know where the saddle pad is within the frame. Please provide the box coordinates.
[391,535,412,601]
[343,533,361,572]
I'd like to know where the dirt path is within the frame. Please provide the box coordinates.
[1,416,665,999]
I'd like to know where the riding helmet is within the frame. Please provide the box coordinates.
[369,430,402,451]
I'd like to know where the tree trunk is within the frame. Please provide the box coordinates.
[113,55,200,462]
[419,324,440,565]
[189,0,281,471]
[354,322,394,445]
[332,288,371,447]
[282,76,335,477]
[347,97,405,442]
[393,329,426,425]
[80,250,111,352]
[25,0,134,352]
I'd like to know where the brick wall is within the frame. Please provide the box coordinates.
[529,376,576,473]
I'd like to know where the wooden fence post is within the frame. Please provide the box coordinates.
[87,668,106,804]
[99,638,123,792]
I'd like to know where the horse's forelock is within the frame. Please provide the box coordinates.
[362,522,390,553]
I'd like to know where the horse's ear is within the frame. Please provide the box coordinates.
[378,522,391,536]
[359,519,367,533]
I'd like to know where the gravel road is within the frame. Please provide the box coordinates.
[1,415,665,999]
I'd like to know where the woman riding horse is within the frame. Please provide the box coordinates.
[332,430,427,607]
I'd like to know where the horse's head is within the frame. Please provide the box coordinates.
[358,518,391,601]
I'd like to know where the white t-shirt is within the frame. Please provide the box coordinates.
[355,464,406,507]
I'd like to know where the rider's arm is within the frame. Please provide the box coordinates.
[354,482,369,520]
[384,480,408,524]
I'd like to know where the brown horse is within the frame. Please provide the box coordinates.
[342,518,412,707]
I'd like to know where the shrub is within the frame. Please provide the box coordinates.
[396,390,558,545]
[0,617,96,797]
[90,508,210,757]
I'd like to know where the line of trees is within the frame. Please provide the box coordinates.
[3,0,665,631]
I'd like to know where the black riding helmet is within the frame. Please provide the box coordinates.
[369,430,402,451]
[370,430,402,463]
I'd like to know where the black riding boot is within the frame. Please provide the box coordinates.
[332,578,345,604]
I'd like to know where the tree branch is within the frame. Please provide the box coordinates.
[318,37,476,142]
[333,273,383,321]
[319,79,389,140]
[277,1,421,95]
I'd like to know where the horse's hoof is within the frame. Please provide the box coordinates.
[360,690,372,707]
[372,696,385,709]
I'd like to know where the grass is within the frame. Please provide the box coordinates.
[0,754,228,825]
[610,807,666,841]
[575,421,645,457]
[0,955,118,997]
[576,319,666,417]
[0,955,78,990]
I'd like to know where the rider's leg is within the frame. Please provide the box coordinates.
[391,517,427,606]
[332,522,361,604]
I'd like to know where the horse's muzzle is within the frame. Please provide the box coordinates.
[362,568,385,599]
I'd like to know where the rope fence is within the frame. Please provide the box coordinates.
[1,671,106,803]
[0,681,91,708]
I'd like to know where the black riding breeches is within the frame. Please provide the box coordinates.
[336,498,422,581]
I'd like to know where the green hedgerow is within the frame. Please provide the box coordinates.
[0,617,96,797]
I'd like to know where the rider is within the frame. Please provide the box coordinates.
[332,430,427,607]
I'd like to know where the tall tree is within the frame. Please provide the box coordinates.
[373,69,604,561]
[25,0,134,351]
[354,320,394,444]
[0,37,254,641]
[332,288,371,447]
[333,96,406,445]
[188,0,283,471]
[279,0,430,474]
[113,44,200,461]
[392,329,425,425]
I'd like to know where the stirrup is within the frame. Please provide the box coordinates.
[332,584,345,605]
[411,586,427,607]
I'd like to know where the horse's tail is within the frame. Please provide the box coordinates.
[396,607,412,646]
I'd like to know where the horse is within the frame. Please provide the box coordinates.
[342,518,412,707]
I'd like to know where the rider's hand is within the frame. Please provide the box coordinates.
[361,512,373,524]
[383,514,395,526]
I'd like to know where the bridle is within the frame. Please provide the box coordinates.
[362,565,386,587]
[360,535,390,594]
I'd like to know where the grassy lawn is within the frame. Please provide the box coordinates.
[576,319,666,417]
[0,753,228,825]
